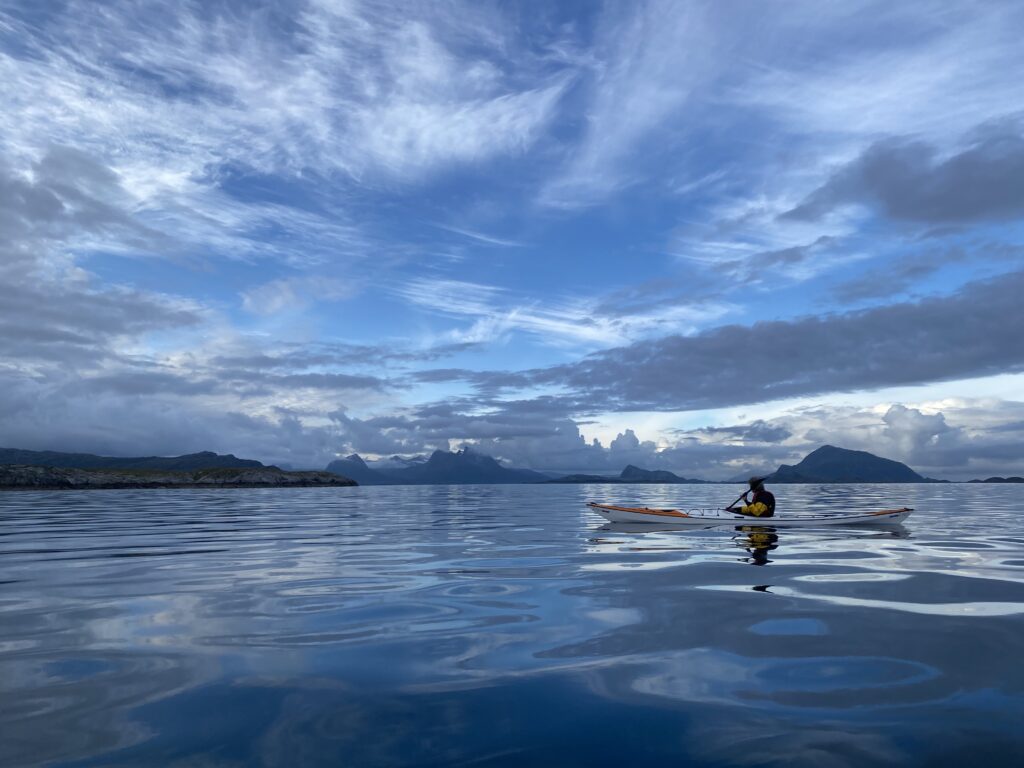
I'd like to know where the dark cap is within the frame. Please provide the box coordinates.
[748,476,766,488]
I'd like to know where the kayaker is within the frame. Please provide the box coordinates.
[727,476,776,518]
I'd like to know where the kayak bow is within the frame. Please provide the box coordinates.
[587,501,913,527]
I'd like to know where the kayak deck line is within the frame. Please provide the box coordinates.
[585,502,690,518]
[586,501,914,527]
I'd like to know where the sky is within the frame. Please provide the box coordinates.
[2,0,1023,479]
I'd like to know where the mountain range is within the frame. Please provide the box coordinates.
[0,444,965,485]
[326,448,549,485]
[0,448,264,472]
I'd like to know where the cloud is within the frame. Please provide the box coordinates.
[394,276,729,348]
[715,236,845,284]
[313,395,1023,481]
[831,247,968,302]
[689,421,793,444]
[0,372,347,467]
[787,401,1024,479]
[1,1,566,183]
[209,340,476,371]
[537,271,1024,412]
[2,1,1022,482]
[241,276,358,315]
[432,224,525,248]
[541,0,714,207]
[734,3,1024,141]
[0,147,162,270]
[0,149,203,366]
[784,126,1024,224]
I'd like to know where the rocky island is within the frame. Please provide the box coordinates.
[0,465,357,490]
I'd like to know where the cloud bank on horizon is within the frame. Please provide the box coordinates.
[2,0,1023,479]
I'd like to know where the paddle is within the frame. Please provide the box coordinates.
[722,489,749,513]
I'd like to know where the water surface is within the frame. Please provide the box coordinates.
[2,483,1023,767]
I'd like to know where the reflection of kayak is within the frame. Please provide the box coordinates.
[587,502,913,527]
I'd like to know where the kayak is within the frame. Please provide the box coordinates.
[587,501,913,527]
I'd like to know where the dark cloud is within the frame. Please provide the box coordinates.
[591,277,721,319]
[785,125,1024,224]
[271,372,389,391]
[535,271,1024,413]
[0,148,201,369]
[0,146,394,412]
[0,284,201,365]
[410,368,474,383]
[209,342,476,372]
[409,368,534,395]
[0,146,163,255]
[687,420,792,443]
[831,246,967,302]
[75,371,220,397]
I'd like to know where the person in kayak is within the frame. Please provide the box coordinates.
[727,476,776,518]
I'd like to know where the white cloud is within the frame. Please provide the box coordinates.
[241,276,358,315]
[0,1,565,180]
[541,0,715,207]
[0,0,568,279]
[734,3,1024,143]
[394,276,731,348]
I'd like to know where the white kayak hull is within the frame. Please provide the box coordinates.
[587,502,913,527]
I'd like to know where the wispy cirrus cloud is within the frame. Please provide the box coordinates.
[394,277,730,347]
[540,0,715,208]
[734,2,1024,142]
[0,1,567,182]
[0,0,570,290]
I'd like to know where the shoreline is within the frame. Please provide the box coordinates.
[0,465,358,490]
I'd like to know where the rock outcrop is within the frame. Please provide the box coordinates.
[0,448,265,471]
[0,465,357,490]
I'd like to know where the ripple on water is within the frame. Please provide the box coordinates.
[2,483,1024,767]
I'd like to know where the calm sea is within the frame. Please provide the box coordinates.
[2,483,1023,767]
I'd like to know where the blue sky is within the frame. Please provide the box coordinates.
[2,0,1023,478]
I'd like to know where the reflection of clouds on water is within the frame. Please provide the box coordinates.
[687,721,906,768]
[0,648,210,767]
[625,650,939,708]
[3,484,1024,765]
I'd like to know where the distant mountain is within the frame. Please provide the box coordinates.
[726,469,776,484]
[326,448,548,485]
[395,448,549,484]
[545,473,624,484]
[619,465,707,483]
[325,454,393,485]
[769,445,929,483]
[546,465,710,484]
[375,454,428,471]
[968,476,1024,483]
[0,448,264,471]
